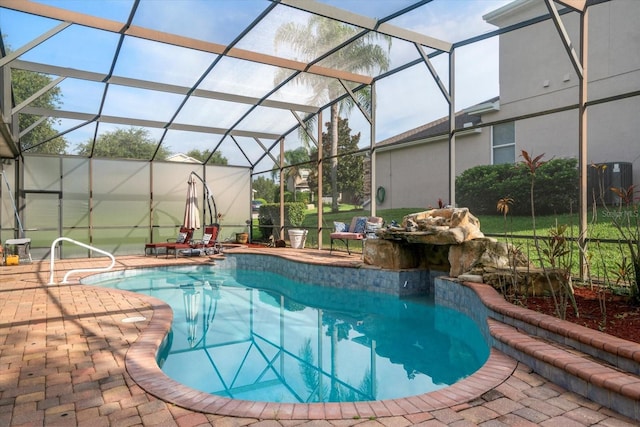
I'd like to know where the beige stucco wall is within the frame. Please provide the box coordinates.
[491,0,640,104]
[510,95,639,168]
[376,0,639,210]
[488,0,640,187]
[375,130,491,209]
[376,141,450,210]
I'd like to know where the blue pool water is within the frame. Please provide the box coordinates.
[92,266,489,403]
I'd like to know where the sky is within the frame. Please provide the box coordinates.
[0,0,512,169]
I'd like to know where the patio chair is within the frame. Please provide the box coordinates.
[330,216,383,254]
[145,226,194,257]
[191,223,221,255]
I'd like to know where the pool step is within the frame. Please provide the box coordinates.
[488,318,640,420]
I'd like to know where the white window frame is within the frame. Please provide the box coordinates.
[491,121,515,165]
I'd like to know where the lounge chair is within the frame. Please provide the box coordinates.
[145,227,194,257]
[168,224,222,258]
[191,223,221,255]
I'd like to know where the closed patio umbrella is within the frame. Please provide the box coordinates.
[182,286,201,348]
[184,175,201,230]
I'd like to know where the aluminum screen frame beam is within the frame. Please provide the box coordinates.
[0,0,373,85]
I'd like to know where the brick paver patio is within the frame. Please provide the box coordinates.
[0,252,637,426]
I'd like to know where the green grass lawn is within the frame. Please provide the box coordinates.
[252,206,420,247]
[253,205,637,287]
[477,211,635,283]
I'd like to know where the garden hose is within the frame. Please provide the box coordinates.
[376,186,386,204]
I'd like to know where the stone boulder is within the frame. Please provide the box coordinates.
[363,239,451,271]
[377,207,484,245]
[363,239,419,269]
[363,206,566,297]
[449,240,567,296]
[448,238,531,277]
[481,267,569,296]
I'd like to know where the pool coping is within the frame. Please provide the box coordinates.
[120,253,518,420]
[125,291,517,420]
[75,248,640,421]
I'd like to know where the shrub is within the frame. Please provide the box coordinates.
[258,204,277,240]
[287,202,306,227]
[257,202,307,238]
[456,158,579,216]
[284,191,311,204]
[296,191,311,205]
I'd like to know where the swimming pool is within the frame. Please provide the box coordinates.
[89,264,489,403]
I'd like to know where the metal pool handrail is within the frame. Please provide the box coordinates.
[49,237,116,285]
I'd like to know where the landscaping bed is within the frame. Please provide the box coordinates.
[522,286,640,342]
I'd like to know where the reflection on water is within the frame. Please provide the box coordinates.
[101,268,489,403]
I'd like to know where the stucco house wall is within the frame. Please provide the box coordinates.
[375,129,491,209]
[486,0,640,183]
[375,0,639,210]
[376,140,450,210]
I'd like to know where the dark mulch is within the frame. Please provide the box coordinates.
[522,287,640,343]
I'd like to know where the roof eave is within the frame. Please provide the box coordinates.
[376,128,482,153]
[464,100,500,115]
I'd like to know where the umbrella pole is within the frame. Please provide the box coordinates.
[190,171,218,225]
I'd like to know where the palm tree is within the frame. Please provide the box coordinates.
[274,16,391,212]
[271,147,311,200]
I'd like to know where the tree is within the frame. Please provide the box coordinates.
[271,147,311,197]
[12,68,68,154]
[308,117,363,204]
[186,149,228,165]
[274,17,391,212]
[76,127,170,159]
[252,176,278,202]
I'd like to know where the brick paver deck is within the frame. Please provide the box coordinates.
[0,250,637,426]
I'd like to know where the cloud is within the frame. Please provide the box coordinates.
[10,0,511,165]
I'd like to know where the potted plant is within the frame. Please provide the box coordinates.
[287,202,307,249]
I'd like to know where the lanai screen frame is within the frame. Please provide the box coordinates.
[0,0,617,256]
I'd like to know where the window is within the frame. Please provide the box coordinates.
[492,122,515,164]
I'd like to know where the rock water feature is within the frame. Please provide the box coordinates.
[365,207,562,295]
